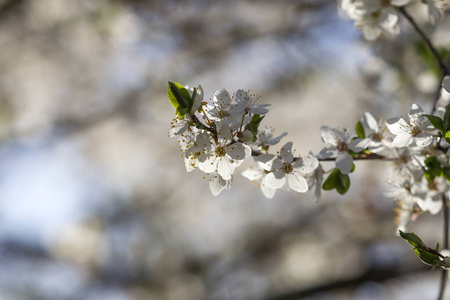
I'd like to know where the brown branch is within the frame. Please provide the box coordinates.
[398,7,448,76]
[438,194,449,300]
[251,150,392,161]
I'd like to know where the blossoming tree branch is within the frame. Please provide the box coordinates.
[168,0,450,298]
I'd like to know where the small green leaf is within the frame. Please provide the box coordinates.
[424,114,444,131]
[168,82,192,110]
[245,115,265,142]
[415,249,443,268]
[322,169,339,191]
[399,231,426,249]
[424,156,442,183]
[443,104,450,132]
[355,121,365,138]
[322,169,350,194]
[445,130,450,144]
[336,173,350,194]
[443,167,450,182]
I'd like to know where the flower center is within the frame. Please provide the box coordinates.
[216,146,227,157]
[336,141,348,152]
[373,132,383,141]
[371,11,381,18]
[218,110,230,119]
[428,181,437,191]
[410,126,422,137]
[283,162,293,174]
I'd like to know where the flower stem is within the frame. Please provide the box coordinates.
[438,194,448,300]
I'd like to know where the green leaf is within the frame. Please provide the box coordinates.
[245,115,265,142]
[445,130,450,144]
[400,231,445,268]
[399,231,426,249]
[322,169,350,194]
[443,167,450,182]
[355,121,365,138]
[424,156,442,183]
[424,114,444,131]
[415,42,450,77]
[443,104,450,132]
[322,169,339,191]
[415,248,443,268]
[168,81,192,110]
[336,173,350,194]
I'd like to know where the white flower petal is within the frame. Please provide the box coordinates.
[241,167,263,182]
[417,198,442,215]
[392,133,413,147]
[280,142,294,163]
[443,76,450,93]
[217,157,234,180]
[320,126,337,146]
[390,0,412,6]
[363,112,379,131]
[362,24,381,41]
[209,173,230,196]
[336,152,353,174]
[379,8,398,30]
[264,171,286,189]
[415,133,433,147]
[199,155,217,173]
[294,156,319,174]
[386,117,409,135]
[227,143,249,161]
[317,147,335,159]
[288,174,308,193]
[409,103,424,116]
[214,88,231,105]
[348,138,370,152]
[261,185,276,198]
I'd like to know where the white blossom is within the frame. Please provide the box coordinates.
[199,125,251,180]
[319,126,369,174]
[424,0,448,24]
[340,0,411,41]
[241,164,277,198]
[361,112,391,153]
[253,127,288,152]
[386,104,435,148]
[232,89,270,116]
[204,89,241,129]
[184,131,211,172]
[263,142,319,193]
[204,172,232,196]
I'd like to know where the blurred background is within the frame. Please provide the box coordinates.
[0,0,449,299]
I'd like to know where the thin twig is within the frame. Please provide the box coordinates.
[398,7,448,76]
[251,150,393,161]
[438,194,449,300]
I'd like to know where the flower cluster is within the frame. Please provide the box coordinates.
[168,83,321,197]
[169,81,450,234]
[339,0,448,40]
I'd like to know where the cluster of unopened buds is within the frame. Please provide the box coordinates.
[168,77,450,234]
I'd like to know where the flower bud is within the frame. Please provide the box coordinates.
[237,130,253,143]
